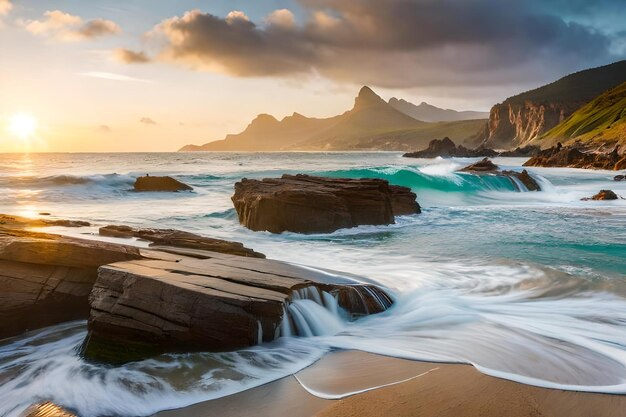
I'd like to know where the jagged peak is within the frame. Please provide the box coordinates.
[354,86,386,110]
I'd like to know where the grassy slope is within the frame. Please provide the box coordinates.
[504,60,626,105]
[536,82,626,148]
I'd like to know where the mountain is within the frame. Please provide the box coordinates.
[480,60,626,149]
[388,98,489,122]
[180,87,486,152]
[532,82,626,150]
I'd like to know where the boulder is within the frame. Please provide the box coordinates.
[459,159,541,191]
[133,176,192,192]
[85,249,393,362]
[614,174,625,181]
[459,157,499,172]
[99,225,264,258]
[231,174,420,234]
[581,190,620,201]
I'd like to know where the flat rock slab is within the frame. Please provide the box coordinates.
[232,174,420,234]
[99,225,265,258]
[85,248,392,362]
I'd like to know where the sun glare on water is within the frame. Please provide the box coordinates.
[8,113,38,140]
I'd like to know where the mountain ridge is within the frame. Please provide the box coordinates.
[388,98,489,122]
[180,87,486,152]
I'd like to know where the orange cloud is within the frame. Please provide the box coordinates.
[0,0,12,16]
[22,10,121,41]
[114,48,150,64]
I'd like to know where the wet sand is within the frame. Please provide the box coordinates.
[156,350,626,417]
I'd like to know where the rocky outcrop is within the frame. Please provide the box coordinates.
[0,228,143,339]
[403,137,498,158]
[0,214,90,228]
[85,249,393,362]
[0,221,264,339]
[403,138,539,159]
[231,174,420,234]
[133,176,192,192]
[582,190,620,201]
[459,158,541,191]
[99,225,264,258]
[523,143,626,170]
[615,175,625,181]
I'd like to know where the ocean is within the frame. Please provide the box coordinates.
[1,152,625,417]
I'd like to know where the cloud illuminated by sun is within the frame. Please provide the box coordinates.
[8,113,38,140]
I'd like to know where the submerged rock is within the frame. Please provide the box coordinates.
[581,190,620,201]
[133,175,192,192]
[614,174,625,181]
[99,225,264,258]
[85,249,393,362]
[231,174,420,234]
[524,143,625,170]
[459,159,541,191]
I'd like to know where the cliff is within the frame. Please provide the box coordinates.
[481,60,626,149]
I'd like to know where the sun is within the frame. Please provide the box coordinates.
[8,113,38,140]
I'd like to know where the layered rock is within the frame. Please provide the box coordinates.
[85,249,393,362]
[0,228,142,339]
[459,158,541,191]
[523,143,626,170]
[0,221,263,339]
[99,225,264,258]
[231,174,420,234]
[133,176,192,192]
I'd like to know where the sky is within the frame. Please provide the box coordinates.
[0,0,624,152]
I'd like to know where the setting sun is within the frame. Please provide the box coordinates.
[8,113,38,140]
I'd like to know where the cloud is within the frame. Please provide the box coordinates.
[140,117,157,125]
[0,0,12,16]
[114,48,150,63]
[97,125,111,133]
[80,72,150,82]
[22,10,121,41]
[146,1,624,89]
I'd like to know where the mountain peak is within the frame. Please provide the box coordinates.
[354,86,386,110]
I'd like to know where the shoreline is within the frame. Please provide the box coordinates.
[155,350,626,417]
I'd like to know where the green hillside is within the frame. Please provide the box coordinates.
[537,82,626,148]
[505,60,626,105]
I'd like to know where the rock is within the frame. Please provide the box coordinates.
[504,169,541,192]
[99,225,265,258]
[403,138,498,158]
[20,402,76,417]
[459,159,541,191]
[0,228,143,339]
[581,190,619,201]
[231,174,420,234]
[614,174,625,181]
[133,176,192,192]
[0,221,265,339]
[459,158,499,172]
[498,145,540,157]
[524,143,625,170]
[0,214,90,228]
[84,249,393,362]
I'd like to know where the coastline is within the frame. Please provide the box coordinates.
[156,350,626,417]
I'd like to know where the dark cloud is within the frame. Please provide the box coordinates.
[77,18,121,38]
[140,117,157,125]
[148,0,625,88]
[114,48,150,63]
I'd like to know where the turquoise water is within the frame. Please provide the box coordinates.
[0,152,625,416]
